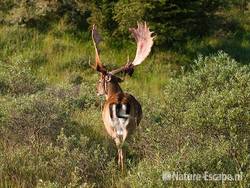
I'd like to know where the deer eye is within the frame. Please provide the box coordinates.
[105,75,112,82]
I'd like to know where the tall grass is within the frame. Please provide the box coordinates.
[0,22,175,97]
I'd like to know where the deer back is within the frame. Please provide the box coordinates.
[102,92,142,140]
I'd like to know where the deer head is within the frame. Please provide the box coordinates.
[91,22,154,97]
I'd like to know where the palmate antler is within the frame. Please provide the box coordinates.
[110,22,154,75]
[91,24,106,73]
[91,22,154,76]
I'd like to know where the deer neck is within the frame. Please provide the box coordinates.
[106,81,123,99]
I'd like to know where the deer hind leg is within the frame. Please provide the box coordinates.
[115,137,125,172]
[118,148,121,167]
[115,137,121,162]
[118,148,124,172]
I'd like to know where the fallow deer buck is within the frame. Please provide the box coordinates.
[91,22,154,171]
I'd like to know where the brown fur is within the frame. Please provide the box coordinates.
[102,92,142,145]
[92,22,154,172]
[98,78,142,171]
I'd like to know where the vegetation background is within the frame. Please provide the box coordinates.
[0,0,249,187]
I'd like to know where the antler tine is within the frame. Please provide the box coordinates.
[110,22,154,76]
[91,24,106,73]
[131,22,154,66]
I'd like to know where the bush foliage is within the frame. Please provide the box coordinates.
[0,51,249,187]
[123,52,250,187]
[0,59,45,95]
[0,0,241,46]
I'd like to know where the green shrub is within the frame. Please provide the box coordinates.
[113,1,148,35]
[1,0,230,46]
[0,82,112,187]
[0,129,109,187]
[163,51,250,138]
[0,59,45,96]
[3,0,90,30]
[124,52,250,187]
[0,80,97,143]
[0,94,71,144]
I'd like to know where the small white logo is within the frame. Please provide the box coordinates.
[162,171,243,182]
[162,171,172,181]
